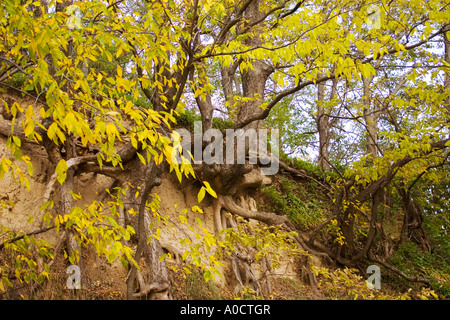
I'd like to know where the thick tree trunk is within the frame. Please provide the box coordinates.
[193,68,214,132]
[237,0,273,130]
[317,78,338,171]
[122,153,170,300]
[40,0,87,285]
[221,63,240,119]
[399,189,432,252]
[339,205,356,259]
[61,138,86,284]
[194,0,276,195]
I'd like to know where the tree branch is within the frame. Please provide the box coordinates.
[233,25,450,129]
[369,255,431,286]
[0,225,55,251]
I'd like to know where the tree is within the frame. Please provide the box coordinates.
[1,0,450,299]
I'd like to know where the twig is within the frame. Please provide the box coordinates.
[0,225,55,251]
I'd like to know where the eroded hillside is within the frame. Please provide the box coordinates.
[1,120,447,300]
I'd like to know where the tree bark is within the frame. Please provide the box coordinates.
[362,75,380,159]
[221,62,240,119]
[398,188,432,252]
[219,195,288,226]
[123,153,170,300]
[444,26,450,116]
[317,82,331,171]
[237,0,274,130]
[61,138,86,285]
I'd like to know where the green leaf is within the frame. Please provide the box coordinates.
[203,270,212,282]
[108,252,116,263]
[120,257,129,269]
[12,136,21,147]
[39,201,53,211]
[27,161,33,177]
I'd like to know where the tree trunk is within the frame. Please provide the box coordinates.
[237,0,273,130]
[399,189,432,252]
[62,138,86,284]
[444,27,450,116]
[123,153,170,300]
[317,82,331,171]
[221,62,240,120]
[362,76,379,159]
[43,0,86,285]
[193,67,214,132]
[339,205,356,259]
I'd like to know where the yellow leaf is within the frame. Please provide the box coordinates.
[106,122,118,138]
[47,122,57,142]
[179,214,188,224]
[64,112,76,132]
[39,107,46,119]
[203,181,217,198]
[197,187,206,203]
[55,159,67,185]
[191,205,203,213]
[137,152,146,165]
[159,253,167,262]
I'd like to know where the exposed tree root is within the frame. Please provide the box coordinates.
[230,243,264,297]
[368,254,431,286]
[132,269,170,299]
[123,155,171,300]
[213,198,223,235]
[261,256,273,296]
[219,195,289,226]
[160,242,182,267]
[214,193,323,298]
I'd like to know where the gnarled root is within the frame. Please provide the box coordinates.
[230,243,263,297]
[219,195,288,226]
[123,157,171,300]
[161,242,182,268]
[213,198,223,235]
[217,194,323,298]
[125,208,171,300]
[216,194,289,298]
[260,256,273,296]
[132,269,170,299]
